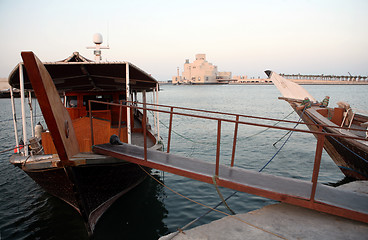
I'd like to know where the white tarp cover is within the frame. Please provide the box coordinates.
[269,71,316,102]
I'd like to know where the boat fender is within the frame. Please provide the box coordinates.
[110,134,124,145]
[14,139,24,153]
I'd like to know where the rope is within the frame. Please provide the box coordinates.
[150,110,295,146]
[0,145,27,154]
[243,111,295,140]
[21,154,32,168]
[138,165,287,240]
[145,109,295,236]
[272,130,291,146]
[212,175,235,215]
[338,166,368,179]
[259,108,306,172]
[145,108,295,238]
[171,191,237,239]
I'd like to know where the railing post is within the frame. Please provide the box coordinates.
[310,126,325,201]
[89,100,94,147]
[156,83,160,141]
[28,91,35,137]
[19,63,28,156]
[231,115,239,167]
[167,107,174,153]
[10,87,19,153]
[118,101,123,139]
[142,90,147,161]
[215,120,221,176]
[126,62,132,144]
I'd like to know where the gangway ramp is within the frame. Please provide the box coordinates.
[93,143,368,223]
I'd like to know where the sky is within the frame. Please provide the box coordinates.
[0,0,367,80]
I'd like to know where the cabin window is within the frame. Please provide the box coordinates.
[66,96,78,108]
[83,95,113,110]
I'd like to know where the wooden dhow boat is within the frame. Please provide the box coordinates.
[266,70,368,180]
[7,45,162,234]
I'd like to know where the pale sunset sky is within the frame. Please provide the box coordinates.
[0,0,367,80]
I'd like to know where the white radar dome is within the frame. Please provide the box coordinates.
[93,33,103,44]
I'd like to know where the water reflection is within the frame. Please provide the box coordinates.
[92,171,169,239]
[1,169,168,240]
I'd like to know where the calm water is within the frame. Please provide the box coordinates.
[0,84,367,239]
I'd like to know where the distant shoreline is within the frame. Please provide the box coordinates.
[162,79,368,86]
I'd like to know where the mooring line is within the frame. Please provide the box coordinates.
[149,110,295,146]
[272,130,292,146]
[212,175,235,215]
[259,108,306,172]
[0,145,28,154]
[138,165,288,240]
[142,110,295,239]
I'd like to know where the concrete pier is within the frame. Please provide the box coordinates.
[160,181,368,240]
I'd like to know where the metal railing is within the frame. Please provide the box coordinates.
[88,99,368,204]
[89,99,368,223]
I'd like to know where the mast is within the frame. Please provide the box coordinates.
[86,33,109,63]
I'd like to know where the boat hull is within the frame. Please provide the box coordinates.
[291,104,368,180]
[22,161,149,232]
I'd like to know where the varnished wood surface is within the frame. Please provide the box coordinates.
[21,52,79,162]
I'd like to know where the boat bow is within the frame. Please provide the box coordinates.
[265,70,316,102]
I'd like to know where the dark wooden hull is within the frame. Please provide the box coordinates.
[292,105,368,180]
[23,161,148,233]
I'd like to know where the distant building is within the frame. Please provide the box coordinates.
[172,54,235,84]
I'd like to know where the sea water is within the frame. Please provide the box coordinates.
[0,84,367,239]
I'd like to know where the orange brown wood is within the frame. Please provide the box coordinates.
[42,117,128,154]
[21,52,79,163]
[331,107,344,126]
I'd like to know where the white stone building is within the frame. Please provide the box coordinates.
[172,54,232,84]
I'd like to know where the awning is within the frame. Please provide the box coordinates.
[8,52,158,92]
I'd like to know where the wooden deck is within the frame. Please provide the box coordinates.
[93,143,368,223]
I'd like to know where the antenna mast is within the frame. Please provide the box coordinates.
[86,33,110,63]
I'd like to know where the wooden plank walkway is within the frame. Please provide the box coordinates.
[93,143,368,222]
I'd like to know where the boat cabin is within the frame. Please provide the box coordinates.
[8,52,160,156]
